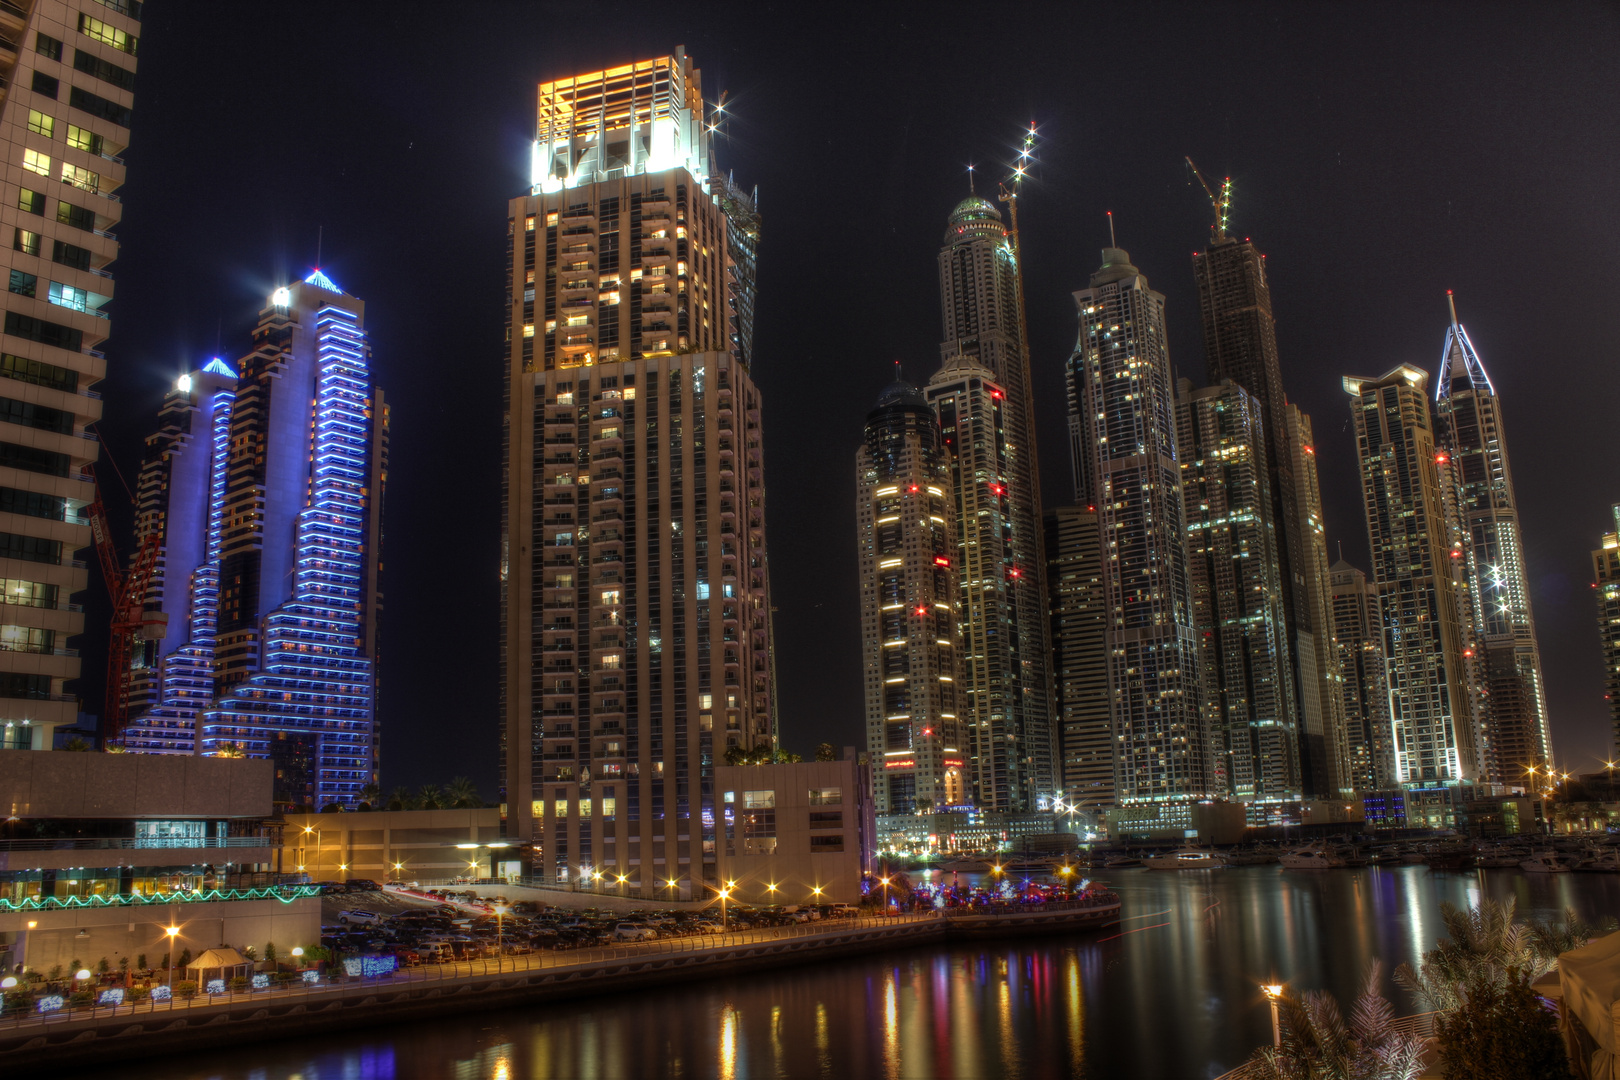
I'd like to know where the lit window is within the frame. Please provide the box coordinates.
[22,150,49,177]
[544,319,557,333]
[65,125,101,155]
[601,654,622,669]
[78,14,137,56]
[546,211,558,225]
[525,215,535,231]
[13,229,40,256]
[554,799,568,819]
[26,111,53,138]
[601,797,616,818]
[48,281,89,312]
[566,314,588,327]
[531,800,544,817]
[60,162,99,193]
[579,799,592,819]
[699,693,713,710]
[600,589,619,605]
[523,324,535,338]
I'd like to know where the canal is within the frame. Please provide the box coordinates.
[126,866,1620,1079]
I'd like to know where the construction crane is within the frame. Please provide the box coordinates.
[1185,156,1233,244]
[85,462,164,743]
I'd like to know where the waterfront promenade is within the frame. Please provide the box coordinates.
[0,898,1119,1069]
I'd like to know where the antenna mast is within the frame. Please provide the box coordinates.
[1184,156,1232,243]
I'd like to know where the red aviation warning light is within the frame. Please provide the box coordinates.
[1008,567,1022,579]
[908,484,920,493]
[933,556,950,567]
[1436,453,1450,465]
[915,605,929,617]
[990,388,1003,399]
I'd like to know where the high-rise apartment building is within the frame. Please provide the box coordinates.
[136,275,389,814]
[934,195,1054,808]
[0,0,139,750]
[1175,379,1300,809]
[1068,248,1211,824]
[1329,558,1393,791]
[1192,230,1347,796]
[1044,504,1111,815]
[1281,403,1352,795]
[1594,505,1620,760]
[1345,365,1478,783]
[115,356,237,754]
[855,376,965,814]
[1433,299,1551,783]
[502,51,772,897]
[925,353,1043,809]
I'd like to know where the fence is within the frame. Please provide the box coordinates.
[0,911,941,1037]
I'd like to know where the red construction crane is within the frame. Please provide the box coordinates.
[84,463,164,741]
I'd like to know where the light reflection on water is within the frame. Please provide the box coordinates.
[130,867,1620,1080]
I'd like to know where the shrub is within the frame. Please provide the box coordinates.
[263,941,278,963]
[1435,966,1568,1080]
[136,953,147,971]
[67,989,94,1007]
[176,980,198,1000]
[3,988,32,1012]
[227,976,249,992]
[127,986,149,1003]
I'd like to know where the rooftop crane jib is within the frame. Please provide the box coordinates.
[1185,156,1233,244]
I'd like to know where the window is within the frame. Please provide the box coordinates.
[601,797,617,818]
[579,798,592,819]
[60,162,100,193]
[741,791,776,854]
[68,86,132,128]
[809,787,843,806]
[26,110,54,138]
[554,532,573,547]
[522,324,534,338]
[8,272,36,298]
[808,811,844,828]
[48,281,91,312]
[600,589,619,605]
[92,0,145,20]
[743,790,775,809]
[57,201,96,231]
[3,312,83,351]
[65,124,102,155]
[0,487,69,521]
[0,442,71,477]
[809,836,846,852]
[0,625,53,654]
[51,240,91,272]
[0,354,77,393]
[0,533,63,565]
[13,229,41,257]
[78,14,137,56]
[17,189,44,216]
[600,653,621,669]
[566,314,588,327]
[0,672,51,700]
[0,397,71,434]
[0,580,58,609]
[72,48,136,92]
[21,150,49,177]
[553,799,568,819]
[31,72,59,99]
[35,33,63,61]
[698,693,712,710]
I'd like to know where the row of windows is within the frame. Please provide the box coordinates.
[0,487,69,522]
[27,71,131,130]
[18,188,99,233]
[20,146,106,196]
[0,353,78,394]
[0,532,63,565]
[26,109,105,156]
[9,269,96,316]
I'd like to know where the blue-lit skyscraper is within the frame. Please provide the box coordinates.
[121,272,389,810]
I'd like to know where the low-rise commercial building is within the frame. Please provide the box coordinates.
[714,755,873,906]
[279,807,507,884]
[0,751,314,974]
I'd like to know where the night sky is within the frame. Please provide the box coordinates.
[85,2,1620,797]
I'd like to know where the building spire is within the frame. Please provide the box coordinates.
[1447,289,1459,329]
[967,164,975,196]
[1107,211,1116,247]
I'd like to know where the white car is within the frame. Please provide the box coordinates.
[692,920,724,934]
[613,923,658,942]
[338,910,382,926]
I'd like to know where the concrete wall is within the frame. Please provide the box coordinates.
[0,895,319,974]
[0,752,273,819]
[714,759,872,906]
[281,808,502,881]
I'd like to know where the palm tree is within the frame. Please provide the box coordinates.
[386,786,414,811]
[357,783,381,809]
[61,736,92,752]
[1249,962,1427,1080]
[446,777,480,809]
[417,783,443,810]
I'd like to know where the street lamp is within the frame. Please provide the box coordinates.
[290,946,304,971]
[880,875,891,916]
[493,903,507,970]
[1263,984,1285,1047]
[718,884,732,930]
[164,925,181,991]
[302,825,321,881]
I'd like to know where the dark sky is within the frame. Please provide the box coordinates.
[87,2,1620,797]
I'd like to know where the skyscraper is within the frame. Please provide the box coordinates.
[191,275,388,812]
[1329,558,1394,791]
[926,354,1045,809]
[0,1,139,750]
[1192,225,1347,796]
[115,356,238,755]
[1594,505,1620,760]
[502,51,772,897]
[1068,248,1211,825]
[935,195,1054,807]
[1175,379,1300,811]
[1044,504,1111,815]
[855,375,965,814]
[1433,297,1552,783]
[1345,365,1479,783]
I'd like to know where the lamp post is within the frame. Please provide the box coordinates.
[302,825,321,881]
[454,841,513,882]
[290,946,304,972]
[880,875,891,916]
[1263,984,1284,1046]
[718,884,731,931]
[164,925,181,991]
[493,903,506,971]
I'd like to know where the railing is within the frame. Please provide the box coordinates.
[1210,1012,1438,1080]
[0,911,941,1036]
[0,884,315,913]
[0,836,272,852]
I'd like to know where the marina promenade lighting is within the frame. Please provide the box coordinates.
[164,925,181,990]
[1263,984,1284,1046]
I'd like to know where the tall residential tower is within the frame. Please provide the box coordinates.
[0,0,139,749]
[1595,505,1620,761]
[933,196,1054,809]
[1045,504,1110,815]
[1329,558,1394,790]
[856,376,965,814]
[1433,298,1552,783]
[502,51,772,897]
[1068,248,1210,827]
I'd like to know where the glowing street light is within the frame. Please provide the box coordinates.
[1263,983,1285,1046]
[164,925,181,990]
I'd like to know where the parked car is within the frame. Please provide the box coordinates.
[345,878,382,892]
[338,910,383,926]
[613,923,658,942]
[692,920,724,934]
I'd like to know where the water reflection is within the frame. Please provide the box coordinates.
[129,868,1620,1080]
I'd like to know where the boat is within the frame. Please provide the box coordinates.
[940,858,992,874]
[1576,850,1620,873]
[1102,854,1142,869]
[1520,852,1572,874]
[1144,848,1230,870]
[1280,846,1347,870]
